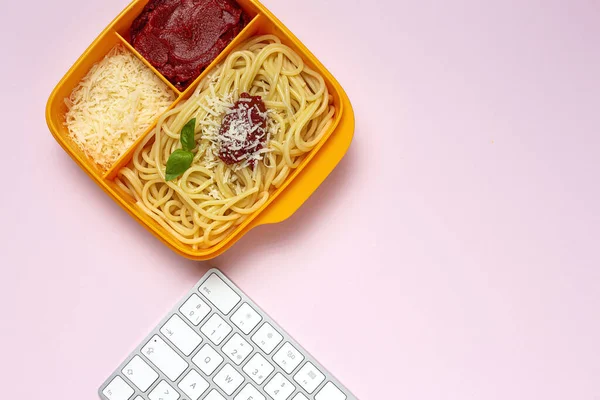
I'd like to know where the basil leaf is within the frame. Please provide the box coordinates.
[165,149,194,181]
[180,118,196,152]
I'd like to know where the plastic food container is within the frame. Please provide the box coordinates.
[46,0,354,260]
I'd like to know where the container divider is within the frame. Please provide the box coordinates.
[104,14,264,181]
[115,32,182,95]
[103,99,171,181]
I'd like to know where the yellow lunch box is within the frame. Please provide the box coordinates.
[46,0,354,260]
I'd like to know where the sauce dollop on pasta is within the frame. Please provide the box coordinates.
[218,93,268,166]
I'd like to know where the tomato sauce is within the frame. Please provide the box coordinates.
[218,93,268,166]
[131,0,248,91]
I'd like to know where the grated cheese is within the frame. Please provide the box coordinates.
[208,187,222,200]
[65,45,175,170]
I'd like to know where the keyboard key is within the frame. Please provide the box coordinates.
[102,376,134,400]
[315,382,347,400]
[201,314,233,345]
[222,333,253,365]
[192,344,224,375]
[251,322,283,354]
[205,389,227,400]
[160,314,202,356]
[242,353,275,385]
[213,364,244,395]
[264,373,295,400]
[291,394,309,400]
[149,380,179,400]
[142,335,188,381]
[273,342,304,374]
[122,355,159,392]
[179,294,211,326]
[234,383,265,400]
[293,362,325,394]
[230,303,262,334]
[199,274,241,314]
[178,370,209,400]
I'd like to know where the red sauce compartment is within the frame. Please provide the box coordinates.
[113,0,260,92]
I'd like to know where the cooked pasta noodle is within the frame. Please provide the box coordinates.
[116,35,335,249]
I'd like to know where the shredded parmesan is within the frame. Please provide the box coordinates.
[208,187,222,200]
[65,45,175,170]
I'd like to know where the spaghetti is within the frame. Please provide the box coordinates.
[116,35,335,248]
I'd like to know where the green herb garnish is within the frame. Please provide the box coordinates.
[166,149,194,181]
[165,118,196,181]
[180,118,196,153]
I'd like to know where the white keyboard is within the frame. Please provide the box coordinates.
[99,269,356,400]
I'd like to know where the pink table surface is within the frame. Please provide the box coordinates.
[1,0,599,398]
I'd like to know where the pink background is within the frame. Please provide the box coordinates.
[1,0,599,398]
